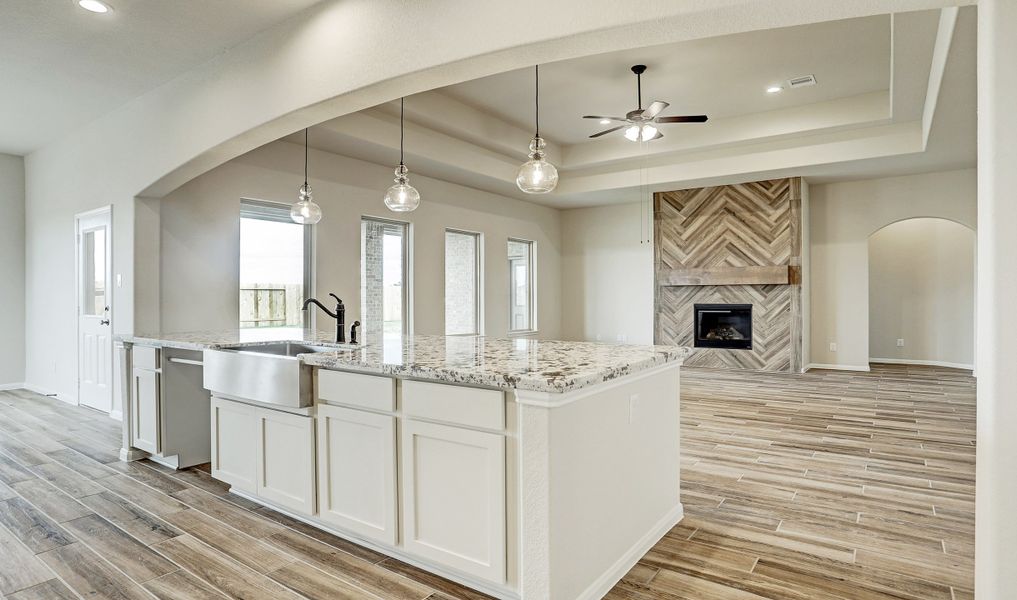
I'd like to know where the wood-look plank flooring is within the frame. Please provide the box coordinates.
[0,363,975,600]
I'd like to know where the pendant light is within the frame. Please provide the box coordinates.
[290,128,323,224]
[516,65,558,194]
[383,98,421,212]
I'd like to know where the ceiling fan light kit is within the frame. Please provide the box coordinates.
[584,64,708,141]
[517,65,559,194]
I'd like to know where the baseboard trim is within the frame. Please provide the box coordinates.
[576,503,685,600]
[805,363,871,372]
[109,410,124,422]
[21,383,78,406]
[0,382,26,391]
[869,358,974,371]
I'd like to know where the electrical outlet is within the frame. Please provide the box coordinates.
[616,334,628,343]
[897,338,905,347]
[116,273,123,288]
[629,394,640,424]
[829,342,837,352]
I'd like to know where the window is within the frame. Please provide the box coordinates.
[507,239,535,333]
[445,229,482,335]
[361,217,410,336]
[239,200,312,328]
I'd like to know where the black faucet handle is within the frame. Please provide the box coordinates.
[328,293,343,307]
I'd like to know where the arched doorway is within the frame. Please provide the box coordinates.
[868,217,976,369]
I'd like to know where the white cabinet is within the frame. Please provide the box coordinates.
[132,368,160,454]
[210,396,257,493]
[317,404,397,544]
[256,408,316,516]
[210,397,315,515]
[400,419,506,583]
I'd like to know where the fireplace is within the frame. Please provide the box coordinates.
[694,304,752,349]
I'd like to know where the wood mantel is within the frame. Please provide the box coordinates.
[657,265,797,286]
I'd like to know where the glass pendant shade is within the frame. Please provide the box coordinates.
[291,128,323,224]
[516,136,559,194]
[624,124,658,142]
[383,164,420,212]
[290,182,322,224]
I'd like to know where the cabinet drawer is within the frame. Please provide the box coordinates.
[133,346,160,370]
[402,381,504,430]
[317,370,395,412]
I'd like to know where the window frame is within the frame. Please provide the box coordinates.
[506,237,537,335]
[239,198,315,329]
[360,215,412,335]
[444,228,484,336]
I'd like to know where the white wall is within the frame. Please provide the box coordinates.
[868,218,975,367]
[560,202,654,344]
[159,141,562,339]
[0,154,25,386]
[809,168,976,370]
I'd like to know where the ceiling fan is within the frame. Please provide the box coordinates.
[584,65,708,142]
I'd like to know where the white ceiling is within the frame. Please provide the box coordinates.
[440,15,892,145]
[289,7,975,209]
[0,0,321,156]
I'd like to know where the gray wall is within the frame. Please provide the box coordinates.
[0,154,25,385]
[158,141,562,339]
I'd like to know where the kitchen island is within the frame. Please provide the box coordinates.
[116,330,690,600]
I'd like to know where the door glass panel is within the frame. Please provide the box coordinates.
[82,228,106,316]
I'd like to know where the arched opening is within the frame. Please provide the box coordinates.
[867,217,976,370]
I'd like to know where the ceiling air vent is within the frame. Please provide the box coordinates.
[787,75,817,88]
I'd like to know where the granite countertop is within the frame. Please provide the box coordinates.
[117,329,690,394]
[117,328,347,351]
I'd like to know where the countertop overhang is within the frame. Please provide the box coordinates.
[117,329,690,394]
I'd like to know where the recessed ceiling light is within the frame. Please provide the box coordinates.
[599,119,611,125]
[78,0,111,14]
[766,85,783,94]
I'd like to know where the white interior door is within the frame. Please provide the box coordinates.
[77,208,113,413]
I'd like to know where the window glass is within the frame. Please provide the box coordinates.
[507,239,534,332]
[239,201,309,328]
[445,230,481,335]
[362,218,409,336]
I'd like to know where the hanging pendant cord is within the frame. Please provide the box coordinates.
[303,128,308,187]
[535,65,540,138]
[399,97,405,166]
[637,72,642,110]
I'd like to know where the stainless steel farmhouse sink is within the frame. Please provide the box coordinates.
[203,343,346,408]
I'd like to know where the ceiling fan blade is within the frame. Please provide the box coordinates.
[589,125,626,138]
[655,115,708,123]
[583,115,627,122]
[642,101,670,119]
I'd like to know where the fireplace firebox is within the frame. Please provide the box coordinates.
[694,304,752,349]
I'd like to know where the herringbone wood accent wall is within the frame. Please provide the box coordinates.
[655,178,793,270]
[654,178,803,372]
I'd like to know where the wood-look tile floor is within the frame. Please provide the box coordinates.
[0,362,975,600]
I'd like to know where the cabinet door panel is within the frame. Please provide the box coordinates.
[210,397,257,493]
[317,405,396,544]
[132,369,160,454]
[256,409,316,515]
[401,420,505,583]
